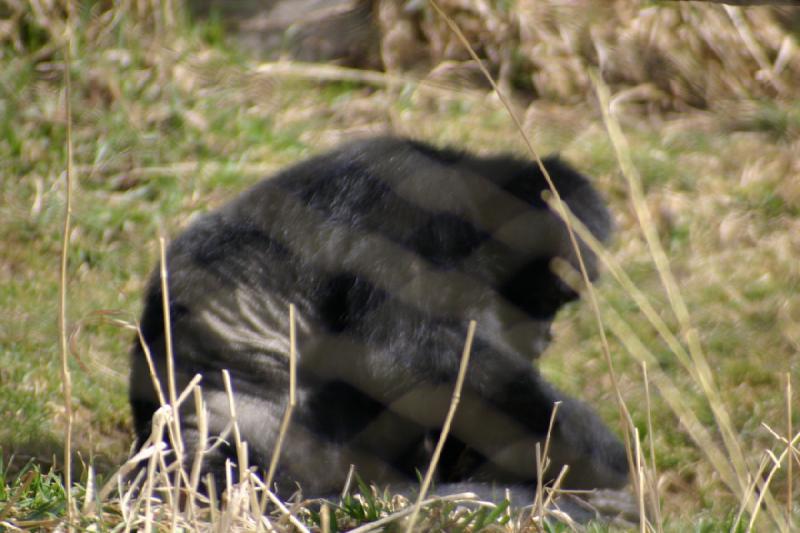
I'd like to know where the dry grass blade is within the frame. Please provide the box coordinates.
[534,443,545,521]
[642,363,664,533]
[320,503,331,533]
[142,413,167,533]
[541,465,571,517]
[72,161,280,179]
[341,464,356,500]
[633,427,647,533]
[58,12,75,528]
[222,369,247,485]
[135,325,168,407]
[404,319,476,533]
[253,61,484,101]
[174,374,203,408]
[786,373,793,522]
[260,303,298,521]
[206,472,218,525]
[158,236,181,443]
[158,236,184,528]
[533,402,561,522]
[188,385,208,521]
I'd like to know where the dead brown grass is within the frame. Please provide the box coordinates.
[377,0,800,111]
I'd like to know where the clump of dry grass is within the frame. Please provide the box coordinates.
[75,314,603,532]
[380,0,800,110]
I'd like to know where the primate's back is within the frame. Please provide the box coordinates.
[130,136,628,498]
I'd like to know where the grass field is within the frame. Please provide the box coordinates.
[1,1,799,530]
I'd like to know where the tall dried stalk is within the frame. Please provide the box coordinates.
[786,373,794,524]
[404,320,476,533]
[157,236,185,530]
[532,403,561,523]
[258,303,298,525]
[642,363,664,533]
[59,17,75,529]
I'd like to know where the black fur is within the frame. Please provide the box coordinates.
[129,136,628,497]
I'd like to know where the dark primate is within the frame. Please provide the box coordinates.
[130,136,628,499]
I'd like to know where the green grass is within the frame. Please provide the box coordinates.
[1,1,799,531]
[0,458,67,529]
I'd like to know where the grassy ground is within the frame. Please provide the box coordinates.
[1,1,799,530]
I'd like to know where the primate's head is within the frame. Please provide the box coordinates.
[387,146,613,358]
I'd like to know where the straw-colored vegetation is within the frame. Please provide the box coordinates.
[394,0,800,107]
[1,0,798,530]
